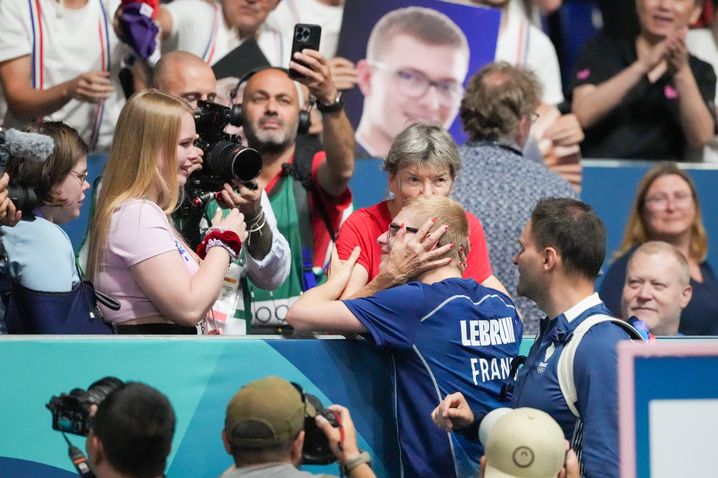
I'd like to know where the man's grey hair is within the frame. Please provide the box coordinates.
[630,241,691,286]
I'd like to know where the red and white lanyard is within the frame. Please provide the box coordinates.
[201,1,221,64]
[513,17,531,67]
[28,0,111,149]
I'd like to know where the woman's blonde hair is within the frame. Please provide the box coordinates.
[617,162,708,262]
[86,89,193,279]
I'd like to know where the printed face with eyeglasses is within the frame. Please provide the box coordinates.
[357,34,469,157]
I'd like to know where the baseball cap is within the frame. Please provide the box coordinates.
[484,408,566,478]
[120,2,160,60]
[225,376,305,449]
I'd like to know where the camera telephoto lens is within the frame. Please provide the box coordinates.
[207,142,262,183]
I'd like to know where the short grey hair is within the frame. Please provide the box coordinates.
[383,123,462,178]
[630,241,691,286]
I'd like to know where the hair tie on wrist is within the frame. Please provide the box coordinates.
[196,229,242,260]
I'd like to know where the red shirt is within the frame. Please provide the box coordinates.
[335,200,493,282]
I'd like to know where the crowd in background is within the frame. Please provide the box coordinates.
[0,0,716,477]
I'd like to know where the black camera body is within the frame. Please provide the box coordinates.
[0,128,40,215]
[189,100,262,203]
[302,393,340,465]
[46,377,124,436]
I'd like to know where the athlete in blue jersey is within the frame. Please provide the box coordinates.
[287,196,523,478]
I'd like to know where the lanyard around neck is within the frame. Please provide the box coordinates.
[201,2,221,64]
[28,0,111,149]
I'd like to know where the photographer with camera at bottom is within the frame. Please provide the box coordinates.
[221,376,375,478]
[85,382,176,478]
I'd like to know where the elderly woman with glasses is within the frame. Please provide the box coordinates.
[0,122,91,295]
[599,162,718,335]
[334,122,506,299]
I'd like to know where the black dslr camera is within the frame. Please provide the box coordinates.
[189,100,262,205]
[302,392,340,465]
[46,377,124,436]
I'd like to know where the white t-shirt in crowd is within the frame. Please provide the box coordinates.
[162,0,284,66]
[0,0,126,151]
[494,6,564,105]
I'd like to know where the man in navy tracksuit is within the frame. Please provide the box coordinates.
[433,198,634,478]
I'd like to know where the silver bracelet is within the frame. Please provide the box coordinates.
[342,451,372,474]
[245,208,266,246]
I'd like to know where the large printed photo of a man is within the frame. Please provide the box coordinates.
[336,0,500,158]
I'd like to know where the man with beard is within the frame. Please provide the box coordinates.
[207,50,354,330]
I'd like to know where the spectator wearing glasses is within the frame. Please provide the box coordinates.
[453,62,577,335]
[334,122,506,300]
[599,162,718,335]
[0,122,91,295]
[288,195,522,478]
[353,6,470,158]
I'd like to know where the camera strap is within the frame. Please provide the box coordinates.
[288,134,337,244]
[62,433,94,478]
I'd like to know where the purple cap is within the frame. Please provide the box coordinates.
[120,3,159,60]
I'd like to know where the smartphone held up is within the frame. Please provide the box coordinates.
[289,23,322,80]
